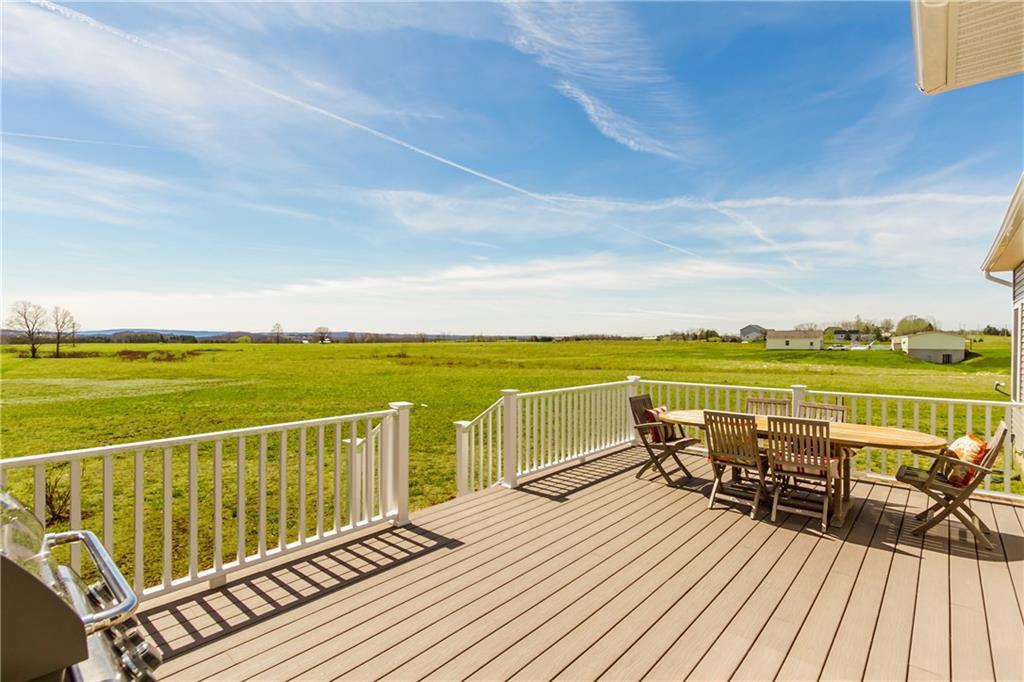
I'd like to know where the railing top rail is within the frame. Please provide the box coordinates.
[637,379,795,393]
[805,389,1022,408]
[518,379,632,398]
[467,398,503,426]
[0,408,397,468]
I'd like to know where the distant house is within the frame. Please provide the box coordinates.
[894,332,966,364]
[739,324,768,342]
[832,329,861,341]
[765,330,823,350]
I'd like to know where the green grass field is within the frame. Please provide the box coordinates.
[1,338,1014,586]
[1,337,1012,507]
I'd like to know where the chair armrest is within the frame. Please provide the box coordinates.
[634,422,662,430]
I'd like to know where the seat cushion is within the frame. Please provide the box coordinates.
[943,434,988,487]
[643,406,671,443]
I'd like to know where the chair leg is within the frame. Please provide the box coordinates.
[670,452,692,479]
[635,459,652,479]
[843,456,851,501]
[750,483,762,520]
[651,455,676,485]
[948,505,996,550]
[771,481,781,523]
[708,465,722,509]
[914,494,955,536]
[821,487,829,533]
[915,500,944,521]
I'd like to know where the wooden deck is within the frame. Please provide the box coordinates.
[140,447,1024,681]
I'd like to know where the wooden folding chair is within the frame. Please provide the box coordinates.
[766,416,836,532]
[628,395,700,485]
[745,397,791,416]
[797,401,852,501]
[896,421,1007,550]
[704,411,769,518]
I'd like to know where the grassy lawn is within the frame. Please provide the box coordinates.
[0,337,1012,507]
[0,338,1014,586]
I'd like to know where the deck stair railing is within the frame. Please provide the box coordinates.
[0,402,412,601]
[455,376,1023,500]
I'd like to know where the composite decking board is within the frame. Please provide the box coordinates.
[599,510,793,680]
[988,501,1024,620]
[949,512,997,682]
[372,477,730,680]
[818,485,912,681]
[192,459,702,680]
[643,513,813,680]
[513,503,764,681]
[861,488,928,682]
[274,471,706,680]
[907,513,952,681]
[144,448,1024,682]
[973,503,1024,681]
[157,448,665,676]
[771,482,897,681]
[730,482,890,681]
[684,486,871,682]
[393,481,745,675]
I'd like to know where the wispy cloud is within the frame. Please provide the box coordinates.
[503,2,702,160]
[1,131,153,149]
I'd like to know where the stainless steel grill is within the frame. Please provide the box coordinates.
[0,491,162,681]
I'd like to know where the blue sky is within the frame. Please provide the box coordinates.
[2,1,1021,335]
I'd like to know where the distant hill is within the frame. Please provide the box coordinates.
[82,328,227,338]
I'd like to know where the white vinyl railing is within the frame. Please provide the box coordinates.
[455,376,1023,499]
[0,402,412,600]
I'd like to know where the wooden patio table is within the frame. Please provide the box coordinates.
[658,409,947,525]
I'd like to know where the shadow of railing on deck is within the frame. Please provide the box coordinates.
[138,524,462,660]
[515,446,710,502]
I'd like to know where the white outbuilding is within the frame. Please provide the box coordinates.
[895,332,967,364]
[765,330,823,350]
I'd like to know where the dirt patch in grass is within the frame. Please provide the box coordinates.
[115,349,202,362]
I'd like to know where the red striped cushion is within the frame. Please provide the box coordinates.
[644,406,670,443]
[943,434,988,487]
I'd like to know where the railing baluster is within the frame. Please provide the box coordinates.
[348,421,358,527]
[278,430,287,550]
[188,443,198,579]
[162,447,172,588]
[258,434,267,558]
[213,439,223,572]
[33,464,46,531]
[70,459,81,571]
[298,428,306,543]
[363,418,373,522]
[103,454,113,553]
[334,423,342,532]
[237,436,246,563]
[134,449,144,594]
[913,402,920,469]
[317,425,325,537]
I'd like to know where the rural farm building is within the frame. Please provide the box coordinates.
[765,329,823,350]
[739,324,767,341]
[892,331,967,364]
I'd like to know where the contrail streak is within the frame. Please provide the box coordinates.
[28,0,807,294]
[1,131,152,149]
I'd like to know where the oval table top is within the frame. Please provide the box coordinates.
[659,409,947,451]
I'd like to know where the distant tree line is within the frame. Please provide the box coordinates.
[4,301,81,358]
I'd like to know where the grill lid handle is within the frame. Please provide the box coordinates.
[45,530,139,634]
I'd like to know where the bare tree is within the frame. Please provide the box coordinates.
[793,322,820,331]
[70,319,81,346]
[52,306,74,358]
[6,300,48,358]
[313,326,331,343]
[272,322,284,344]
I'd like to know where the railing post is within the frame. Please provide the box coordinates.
[501,389,520,488]
[454,420,471,496]
[791,384,807,414]
[389,402,413,525]
[627,375,641,444]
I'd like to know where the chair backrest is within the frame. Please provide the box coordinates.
[746,397,791,417]
[797,401,848,423]
[981,422,1009,471]
[629,394,654,426]
[705,411,761,466]
[767,416,832,475]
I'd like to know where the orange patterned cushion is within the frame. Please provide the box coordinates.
[943,434,988,487]
[643,406,671,443]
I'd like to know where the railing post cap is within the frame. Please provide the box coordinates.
[627,375,641,381]
[389,401,414,411]
[500,388,520,395]
[790,384,808,390]
[453,420,471,428]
